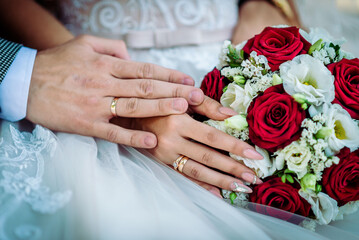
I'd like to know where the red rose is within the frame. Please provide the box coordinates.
[322,148,359,206]
[247,84,306,152]
[200,68,227,102]
[327,58,359,120]
[243,27,311,71]
[249,177,311,221]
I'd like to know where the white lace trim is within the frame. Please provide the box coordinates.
[0,125,72,239]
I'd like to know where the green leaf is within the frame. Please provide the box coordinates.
[222,85,228,93]
[284,169,295,174]
[240,49,245,59]
[230,192,237,204]
[281,174,287,183]
[286,174,294,184]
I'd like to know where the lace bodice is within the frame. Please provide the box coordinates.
[58,0,239,40]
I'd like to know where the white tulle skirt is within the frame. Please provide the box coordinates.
[1,120,358,240]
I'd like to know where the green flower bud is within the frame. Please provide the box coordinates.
[230,192,237,204]
[300,173,317,192]
[301,103,308,110]
[315,127,333,139]
[272,74,283,85]
[309,39,324,55]
[224,115,248,131]
[233,75,246,85]
[316,184,322,193]
[292,93,307,104]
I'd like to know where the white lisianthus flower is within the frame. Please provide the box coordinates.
[217,40,231,69]
[335,201,359,221]
[325,104,359,154]
[230,146,276,178]
[220,83,253,114]
[275,141,311,179]
[300,28,337,45]
[280,55,335,107]
[299,190,339,225]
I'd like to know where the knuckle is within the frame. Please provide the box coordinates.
[167,70,176,83]
[201,152,214,166]
[157,100,168,114]
[129,133,138,147]
[139,80,154,97]
[218,179,231,190]
[172,86,183,98]
[206,130,217,143]
[125,98,139,113]
[166,115,180,130]
[228,142,240,154]
[106,128,120,143]
[94,55,110,70]
[228,163,242,176]
[189,166,201,179]
[139,63,154,79]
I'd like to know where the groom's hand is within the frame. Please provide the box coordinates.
[26,35,204,148]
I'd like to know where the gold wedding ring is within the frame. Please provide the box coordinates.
[110,97,119,117]
[173,155,189,173]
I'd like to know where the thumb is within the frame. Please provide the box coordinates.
[80,35,131,60]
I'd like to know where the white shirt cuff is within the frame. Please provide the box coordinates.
[0,46,37,122]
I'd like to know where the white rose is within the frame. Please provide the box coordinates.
[275,141,311,179]
[230,146,276,178]
[299,190,339,225]
[325,104,359,155]
[280,55,335,106]
[220,83,253,114]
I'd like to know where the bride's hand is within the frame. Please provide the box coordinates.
[232,0,301,44]
[26,35,205,148]
[114,97,264,195]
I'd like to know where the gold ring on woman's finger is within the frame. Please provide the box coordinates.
[178,158,188,173]
[110,97,119,117]
[173,155,188,172]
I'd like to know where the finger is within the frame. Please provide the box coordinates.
[107,79,204,105]
[111,60,195,85]
[107,97,188,118]
[94,122,157,148]
[180,117,263,160]
[191,96,238,120]
[187,177,223,198]
[181,159,252,193]
[81,35,131,60]
[178,139,262,184]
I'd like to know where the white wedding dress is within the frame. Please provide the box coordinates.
[0,0,358,239]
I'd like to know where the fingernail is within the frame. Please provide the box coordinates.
[172,99,187,112]
[144,136,156,147]
[243,149,264,160]
[219,107,238,116]
[242,172,263,185]
[183,77,194,86]
[230,182,252,193]
[189,90,203,104]
[209,189,223,198]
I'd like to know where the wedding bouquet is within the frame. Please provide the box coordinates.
[200,26,359,227]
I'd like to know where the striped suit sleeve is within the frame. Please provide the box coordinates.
[0,38,22,84]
